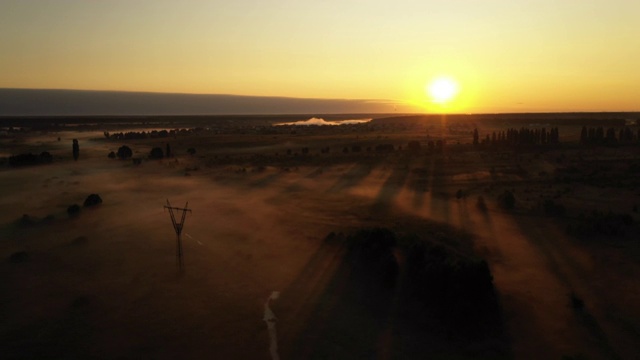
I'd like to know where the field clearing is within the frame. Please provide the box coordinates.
[2,116,640,359]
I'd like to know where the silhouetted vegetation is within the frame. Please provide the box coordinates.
[83,194,102,207]
[67,204,81,216]
[476,127,559,148]
[8,152,53,167]
[334,228,501,337]
[116,145,133,159]
[187,147,196,155]
[402,238,498,335]
[499,190,516,210]
[72,139,79,161]
[567,210,634,238]
[108,151,116,159]
[580,126,637,145]
[344,228,398,287]
[149,147,164,159]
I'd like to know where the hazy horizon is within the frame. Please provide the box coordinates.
[2,88,638,117]
[2,1,639,114]
[0,88,414,116]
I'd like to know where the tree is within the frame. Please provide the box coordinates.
[72,139,79,161]
[67,204,81,216]
[149,147,164,159]
[580,126,588,144]
[166,143,171,158]
[84,194,102,207]
[108,151,116,159]
[117,145,133,159]
[187,148,196,155]
[499,190,516,210]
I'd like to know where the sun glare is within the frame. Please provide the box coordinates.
[427,77,459,104]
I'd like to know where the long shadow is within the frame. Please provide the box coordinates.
[428,157,452,224]
[371,158,412,216]
[326,161,378,194]
[247,170,285,189]
[410,155,432,210]
[507,213,627,358]
[280,227,513,359]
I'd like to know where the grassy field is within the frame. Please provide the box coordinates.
[1,114,640,359]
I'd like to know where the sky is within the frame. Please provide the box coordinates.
[1,0,639,114]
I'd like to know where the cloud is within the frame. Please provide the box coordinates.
[273,117,372,126]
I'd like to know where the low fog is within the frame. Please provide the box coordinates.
[2,120,640,359]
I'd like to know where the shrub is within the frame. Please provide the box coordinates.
[72,139,79,161]
[117,145,133,159]
[149,147,164,159]
[83,194,102,207]
[187,148,196,155]
[67,204,81,216]
[9,153,39,167]
[499,190,515,210]
[567,210,634,238]
[108,151,116,159]
[39,151,53,163]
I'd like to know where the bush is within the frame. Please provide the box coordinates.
[83,194,102,207]
[72,139,79,161]
[108,151,116,159]
[40,151,53,163]
[567,210,634,238]
[67,204,81,216]
[149,147,164,159]
[499,190,515,210]
[117,146,133,159]
[187,148,196,155]
[9,153,40,167]
[402,239,497,334]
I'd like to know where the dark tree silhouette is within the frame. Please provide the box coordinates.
[499,190,516,210]
[83,194,102,207]
[187,147,196,155]
[166,143,171,158]
[117,145,133,159]
[40,151,53,163]
[72,139,79,161]
[67,204,81,216]
[108,151,116,159]
[149,147,164,159]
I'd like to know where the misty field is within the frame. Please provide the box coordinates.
[2,115,640,359]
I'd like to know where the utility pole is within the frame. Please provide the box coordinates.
[164,199,192,273]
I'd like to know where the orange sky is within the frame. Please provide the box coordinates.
[1,0,639,113]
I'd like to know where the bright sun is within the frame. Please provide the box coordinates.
[427,77,459,104]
